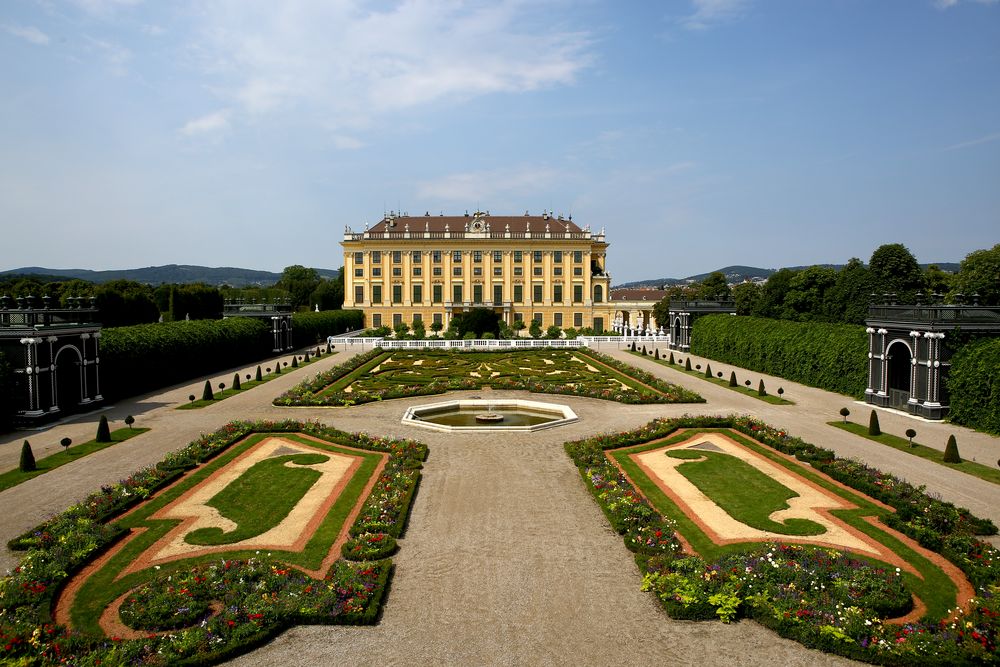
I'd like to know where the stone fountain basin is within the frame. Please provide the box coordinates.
[401,399,578,432]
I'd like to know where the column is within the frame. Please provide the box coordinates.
[908,331,921,405]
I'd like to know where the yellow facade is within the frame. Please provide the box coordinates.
[341,212,611,332]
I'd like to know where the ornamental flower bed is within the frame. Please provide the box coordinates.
[565,415,1000,664]
[273,347,703,407]
[0,421,426,666]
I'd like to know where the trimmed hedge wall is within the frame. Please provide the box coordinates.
[101,318,272,401]
[947,337,1000,435]
[292,310,364,348]
[691,315,868,397]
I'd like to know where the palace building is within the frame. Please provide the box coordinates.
[341,211,611,332]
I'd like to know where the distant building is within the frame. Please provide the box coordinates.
[341,211,611,332]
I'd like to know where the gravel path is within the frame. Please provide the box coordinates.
[3,341,998,666]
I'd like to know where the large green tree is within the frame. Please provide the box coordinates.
[868,243,924,301]
[753,268,798,319]
[824,258,872,324]
[697,271,731,300]
[276,265,321,310]
[784,266,837,321]
[94,280,160,327]
[952,243,1000,305]
[309,268,345,310]
[731,281,762,316]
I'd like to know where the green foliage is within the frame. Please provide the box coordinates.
[19,441,35,472]
[394,320,410,338]
[691,315,868,397]
[704,363,712,378]
[94,280,160,326]
[528,319,542,338]
[276,265,321,309]
[232,373,242,391]
[201,380,214,401]
[309,271,345,311]
[952,243,1000,305]
[546,324,563,339]
[947,337,1000,434]
[757,379,766,396]
[868,410,881,436]
[96,415,112,442]
[684,358,691,371]
[868,243,925,302]
[155,283,223,321]
[697,271,731,300]
[943,435,961,463]
[839,407,850,422]
[256,365,263,381]
[729,370,737,387]
[292,310,363,347]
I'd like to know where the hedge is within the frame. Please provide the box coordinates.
[292,310,364,348]
[691,315,868,397]
[100,318,272,401]
[947,337,1000,435]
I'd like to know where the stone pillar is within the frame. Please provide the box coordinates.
[93,330,103,401]
[908,331,921,405]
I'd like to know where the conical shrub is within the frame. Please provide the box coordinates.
[291,355,299,368]
[758,379,766,396]
[255,365,263,381]
[274,360,281,374]
[304,350,311,362]
[654,349,660,359]
[705,363,713,379]
[19,440,36,472]
[943,435,962,463]
[868,410,881,436]
[684,358,692,371]
[232,373,241,391]
[96,415,112,442]
[202,380,214,401]
[668,352,675,364]
[729,371,737,387]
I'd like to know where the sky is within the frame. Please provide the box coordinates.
[1,0,998,284]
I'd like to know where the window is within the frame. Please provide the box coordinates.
[554,313,562,327]
[433,250,442,263]
[473,250,482,263]
[513,250,522,263]
[432,284,443,303]
[493,284,503,305]
[513,284,523,303]
[473,284,483,303]
[354,285,364,304]
[553,267,562,276]
[372,267,382,277]
[574,312,583,328]
[372,313,381,327]
[393,313,402,326]
[354,268,363,277]
[453,284,463,303]
[412,284,423,303]
[553,251,562,263]
[392,267,402,277]
[371,251,381,263]
[533,312,543,324]
[573,284,583,303]
[533,284,543,303]
[412,313,422,323]
[533,250,542,262]
[433,267,442,277]
[573,250,582,263]
[593,317,604,333]
[354,251,363,264]
[473,267,482,276]
[372,285,382,304]
[392,251,401,263]
[513,267,523,276]
[493,250,502,262]
[493,267,502,276]
[573,266,582,276]
[533,266,543,277]
[452,250,462,263]
[413,267,422,277]
[594,285,604,303]
[553,284,563,303]
[412,250,422,262]
[392,285,402,304]
[433,313,443,326]
[453,266,462,277]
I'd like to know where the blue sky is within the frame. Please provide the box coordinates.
[2,0,998,283]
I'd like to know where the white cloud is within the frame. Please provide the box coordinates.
[185,0,593,130]
[944,131,1000,151]
[417,166,564,202]
[682,0,749,30]
[179,109,231,136]
[331,135,364,150]
[68,0,143,17]
[84,35,132,75]
[934,0,998,7]
[3,24,51,45]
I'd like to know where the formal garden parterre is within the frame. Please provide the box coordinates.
[273,347,704,407]
[0,420,426,666]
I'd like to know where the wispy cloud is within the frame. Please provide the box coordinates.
[682,0,749,30]
[3,24,51,45]
[944,131,1000,151]
[68,0,143,17]
[186,1,593,131]
[179,109,231,136]
[417,166,564,202]
[933,0,998,8]
[84,35,132,75]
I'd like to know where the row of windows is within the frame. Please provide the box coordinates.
[355,265,585,278]
[354,284,604,304]
[354,250,586,265]
[370,312,596,329]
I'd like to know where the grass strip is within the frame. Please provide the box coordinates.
[829,420,1000,487]
[628,349,794,404]
[178,351,335,409]
[0,428,150,492]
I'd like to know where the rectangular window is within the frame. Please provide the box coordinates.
[412,284,422,303]
[372,313,381,327]
[533,266,543,277]
[433,250,442,263]
[533,284,543,303]
[574,312,583,327]
[413,266,422,277]
[553,284,563,303]
[453,284,463,303]
[432,284,443,303]
[473,250,482,263]
[392,251,401,263]
[513,250,522,263]
[593,317,604,333]
[573,250,582,263]
[354,251,363,265]
[573,266,582,276]
[371,251,381,263]
[393,313,402,326]
[473,284,483,303]
[412,250,422,263]
[433,267,443,277]
[514,284,523,303]
[553,250,562,263]
[392,285,402,304]
[354,268,363,277]
[493,284,503,305]
[372,285,382,304]
[452,250,462,263]
[513,267,523,276]
[573,285,583,303]
[493,266,502,276]
[453,266,462,277]
[533,312,543,325]
[372,267,382,277]
[433,313,443,326]
[412,313,422,323]
[493,250,502,262]
[533,250,542,262]
[392,267,402,277]
[473,267,482,276]
[554,312,562,327]
[553,267,562,276]
[354,285,364,303]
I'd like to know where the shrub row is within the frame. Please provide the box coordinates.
[947,337,1000,435]
[291,310,364,348]
[0,420,427,666]
[564,415,1000,664]
[690,315,868,397]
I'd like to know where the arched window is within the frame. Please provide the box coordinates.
[593,285,604,303]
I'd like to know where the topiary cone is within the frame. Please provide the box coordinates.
[868,410,881,436]
[19,440,36,472]
[705,363,713,379]
[202,380,214,401]
[668,352,675,365]
[943,434,962,463]
[232,373,241,391]
[729,371,737,387]
[96,415,112,442]
[758,379,766,396]
[255,365,263,381]
[684,358,692,371]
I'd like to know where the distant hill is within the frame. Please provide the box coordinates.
[0,264,340,287]
[614,263,960,289]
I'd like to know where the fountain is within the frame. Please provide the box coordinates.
[401,399,578,432]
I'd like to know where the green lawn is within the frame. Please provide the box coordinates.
[0,427,150,492]
[829,420,1000,486]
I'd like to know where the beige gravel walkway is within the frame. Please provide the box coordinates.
[3,340,998,666]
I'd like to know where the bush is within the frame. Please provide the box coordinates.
[291,355,299,368]
[255,365,263,381]
[947,337,1000,434]
[692,315,867,397]
[729,371,737,387]
[684,358,692,371]
[96,415,112,442]
[654,349,660,359]
[868,410,881,436]
[232,373,242,391]
[125,415,135,429]
[202,380,214,401]
[668,352,675,364]
[291,310,364,348]
[943,434,962,463]
[758,379,766,396]
[705,363,712,379]
[839,407,850,423]
[19,440,35,472]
